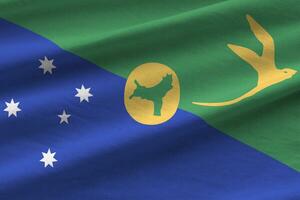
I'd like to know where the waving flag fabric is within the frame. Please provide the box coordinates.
[1,1,300,199]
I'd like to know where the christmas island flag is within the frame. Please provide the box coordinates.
[0,1,300,199]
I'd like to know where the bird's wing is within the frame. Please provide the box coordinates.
[227,44,261,72]
[246,14,276,68]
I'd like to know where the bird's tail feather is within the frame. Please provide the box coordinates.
[192,87,259,107]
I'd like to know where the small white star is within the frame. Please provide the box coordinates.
[40,148,57,168]
[75,85,93,102]
[4,99,21,117]
[58,110,71,124]
[39,56,56,74]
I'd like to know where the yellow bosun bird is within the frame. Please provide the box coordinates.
[193,14,297,107]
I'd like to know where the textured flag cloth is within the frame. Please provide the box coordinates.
[1,1,300,199]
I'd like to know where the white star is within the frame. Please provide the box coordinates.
[58,110,71,124]
[40,148,57,168]
[75,85,93,102]
[4,99,21,117]
[39,56,56,74]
